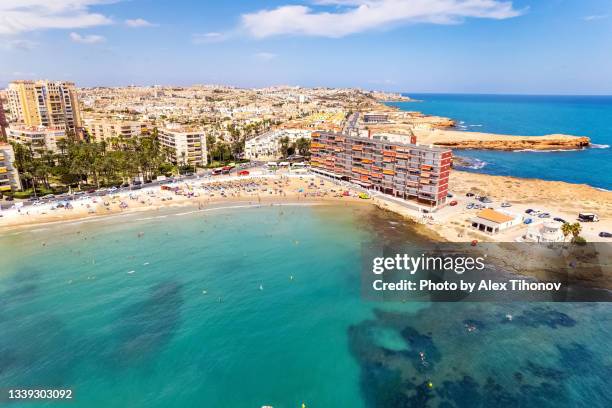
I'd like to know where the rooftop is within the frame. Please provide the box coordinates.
[474,209,515,224]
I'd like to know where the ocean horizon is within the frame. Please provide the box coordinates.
[387,93,612,190]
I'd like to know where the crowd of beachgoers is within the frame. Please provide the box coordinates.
[1,169,610,246]
[0,172,363,230]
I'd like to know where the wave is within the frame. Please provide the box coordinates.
[590,143,610,149]
[456,157,488,170]
[512,147,586,153]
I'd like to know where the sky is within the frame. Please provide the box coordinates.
[1,0,611,94]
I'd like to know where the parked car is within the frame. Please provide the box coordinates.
[479,197,492,203]
[501,202,511,207]
[578,213,599,222]
[553,217,566,223]
[466,203,474,209]
[449,200,458,206]
[447,193,453,198]
[538,213,550,218]
[599,232,612,238]
[524,218,533,224]
[525,209,534,214]
[466,192,475,197]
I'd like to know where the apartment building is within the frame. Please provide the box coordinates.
[0,98,8,139]
[158,127,207,166]
[310,132,452,209]
[7,80,82,133]
[0,143,22,193]
[84,118,149,143]
[6,125,67,155]
[245,129,312,160]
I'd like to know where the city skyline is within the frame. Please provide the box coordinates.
[1,0,611,94]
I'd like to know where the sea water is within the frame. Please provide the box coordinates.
[387,94,612,190]
[0,204,610,407]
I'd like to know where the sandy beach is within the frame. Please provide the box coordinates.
[2,170,610,243]
[0,172,363,231]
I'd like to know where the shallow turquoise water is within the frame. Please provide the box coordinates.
[388,94,612,189]
[1,204,610,407]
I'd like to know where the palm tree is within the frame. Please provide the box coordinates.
[561,223,572,242]
[570,222,582,242]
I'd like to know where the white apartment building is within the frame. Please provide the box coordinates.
[7,125,67,155]
[245,129,312,160]
[84,118,149,143]
[0,143,22,193]
[158,126,207,166]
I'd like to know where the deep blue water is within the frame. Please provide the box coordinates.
[388,94,612,190]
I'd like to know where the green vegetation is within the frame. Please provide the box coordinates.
[279,137,311,158]
[10,130,175,197]
[561,222,584,244]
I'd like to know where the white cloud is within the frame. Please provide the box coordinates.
[254,52,277,60]
[583,15,608,21]
[125,18,157,28]
[241,0,523,38]
[70,32,106,44]
[0,0,115,35]
[192,32,228,44]
[0,39,39,50]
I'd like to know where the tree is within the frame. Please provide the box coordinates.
[295,137,311,156]
[570,222,582,242]
[279,136,290,158]
[561,223,572,242]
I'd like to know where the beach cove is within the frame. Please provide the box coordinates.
[1,201,611,407]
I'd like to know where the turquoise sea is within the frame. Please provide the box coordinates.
[1,204,610,407]
[387,94,612,190]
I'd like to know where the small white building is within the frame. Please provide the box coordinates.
[523,221,565,243]
[245,129,312,160]
[470,208,522,235]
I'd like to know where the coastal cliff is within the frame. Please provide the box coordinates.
[413,130,591,151]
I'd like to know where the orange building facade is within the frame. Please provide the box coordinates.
[310,132,452,209]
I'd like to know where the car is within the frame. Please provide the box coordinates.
[447,193,453,198]
[525,209,534,214]
[553,217,566,223]
[524,218,533,224]
[501,202,511,207]
[599,232,612,238]
[466,192,475,197]
[479,197,492,203]
[538,213,550,218]
[449,200,458,206]
[466,203,474,209]
[108,186,118,192]
[87,188,96,194]
[5,196,14,201]
[578,213,599,222]
[41,194,55,199]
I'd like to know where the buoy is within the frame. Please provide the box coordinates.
[202,290,207,295]
[427,381,433,389]
[259,284,264,291]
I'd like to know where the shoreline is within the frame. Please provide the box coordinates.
[1,171,609,289]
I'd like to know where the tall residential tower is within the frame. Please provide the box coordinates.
[7,80,82,133]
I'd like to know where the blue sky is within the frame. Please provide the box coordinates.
[1,0,611,94]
